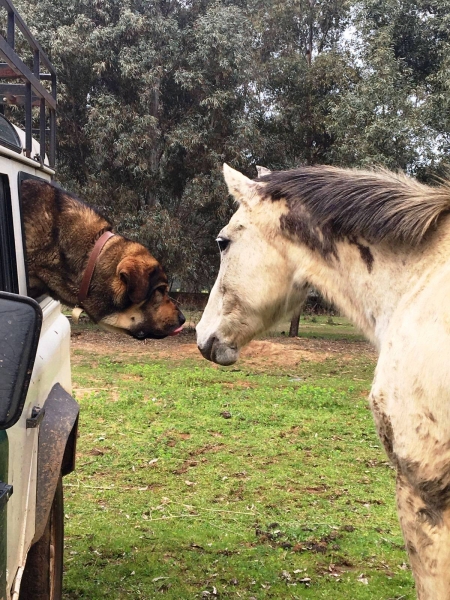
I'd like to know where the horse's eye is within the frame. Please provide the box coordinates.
[216,237,230,252]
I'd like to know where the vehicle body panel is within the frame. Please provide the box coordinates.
[0,155,72,597]
[0,430,8,598]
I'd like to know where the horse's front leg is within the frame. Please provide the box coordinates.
[370,389,450,599]
[396,471,450,599]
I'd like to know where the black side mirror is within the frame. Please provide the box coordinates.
[0,292,42,429]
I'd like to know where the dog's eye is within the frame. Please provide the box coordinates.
[216,237,230,252]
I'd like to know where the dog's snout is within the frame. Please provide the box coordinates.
[178,311,186,326]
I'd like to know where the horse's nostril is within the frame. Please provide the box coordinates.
[198,335,216,361]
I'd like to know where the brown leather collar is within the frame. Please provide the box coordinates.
[78,231,115,306]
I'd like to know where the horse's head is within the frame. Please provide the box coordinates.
[196,164,308,365]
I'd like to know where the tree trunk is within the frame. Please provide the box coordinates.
[289,308,302,337]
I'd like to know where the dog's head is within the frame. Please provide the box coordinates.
[85,240,185,340]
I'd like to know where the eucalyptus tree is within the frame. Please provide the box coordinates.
[327,0,450,175]
[248,0,354,333]
[13,0,261,288]
[249,0,353,170]
[12,0,449,293]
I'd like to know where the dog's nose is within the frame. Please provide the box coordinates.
[178,311,186,326]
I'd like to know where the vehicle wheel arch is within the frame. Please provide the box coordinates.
[33,383,78,545]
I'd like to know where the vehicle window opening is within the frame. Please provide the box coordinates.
[0,174,17,293]
[18,171,48,296]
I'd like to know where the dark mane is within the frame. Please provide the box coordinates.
[257,166,450,247]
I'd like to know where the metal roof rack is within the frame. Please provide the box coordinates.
[0,0,56,168]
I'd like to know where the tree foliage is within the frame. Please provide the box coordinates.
[10,0,450,288]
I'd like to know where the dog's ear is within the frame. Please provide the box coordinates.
[117,258,164,304]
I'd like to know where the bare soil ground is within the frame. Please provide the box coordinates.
[70,328,376,368]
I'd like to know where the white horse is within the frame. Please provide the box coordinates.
[196,163,450,599]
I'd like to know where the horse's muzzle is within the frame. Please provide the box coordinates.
[197,334,239,366]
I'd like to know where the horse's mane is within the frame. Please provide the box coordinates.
[257,166,450,246]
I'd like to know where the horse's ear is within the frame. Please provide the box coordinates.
[256,165,271,177]
[223,163,257,205]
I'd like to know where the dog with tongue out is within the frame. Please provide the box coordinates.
[21,178,185,340]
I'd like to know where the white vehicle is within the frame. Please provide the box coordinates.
[0,2,78,599]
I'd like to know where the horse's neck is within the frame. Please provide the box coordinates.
[294,240,425,348]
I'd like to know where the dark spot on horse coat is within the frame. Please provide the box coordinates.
[400,458,450,515]
[379,415,395,458]
[349,237,374,272]
[280,211,338,259]
[370,396,395,460]
[419,478,450,512]
[418,507,442,527]
[407,541,418,556]
[280,207,375,269]
[424,409,436,423]
[416,527,435,551]
[411,378,425,400]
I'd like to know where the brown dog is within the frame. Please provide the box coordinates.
[21,178,185,339]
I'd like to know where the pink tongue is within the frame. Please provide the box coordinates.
[169,326,183,336]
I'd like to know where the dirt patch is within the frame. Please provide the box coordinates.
[70,328,376,369]
[240,340,331,365]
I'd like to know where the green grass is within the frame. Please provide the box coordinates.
[64,341,414,599]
